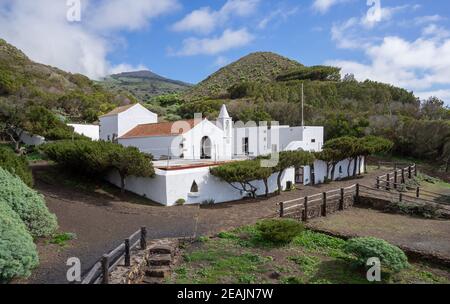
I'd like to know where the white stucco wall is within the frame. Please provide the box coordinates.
[20,131,45,146]
[117,104,158,137]
[99,104,158,141]
[119,135,182,160]
[233,125,270,157]
[68,124,100,141]
[99,115,118,141]
[304,157,365,185]
[106,165,296,206]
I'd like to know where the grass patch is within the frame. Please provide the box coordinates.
[47,232,77,247]
[292,230,348,258]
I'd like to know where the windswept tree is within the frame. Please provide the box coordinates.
[109,146,155,193]
[210,160,271,198]
[358,136,394,174]
[320,136,357,179]
[273,151,315,194]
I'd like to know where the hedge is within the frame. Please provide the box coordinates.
[0,201,39,282]
[0,147,33,187]
[0,168,58,238]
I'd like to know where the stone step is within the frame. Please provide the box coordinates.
[142,276,163,284]
[148,254,172,266]
[145,266,171,278]
[149,244,173,255]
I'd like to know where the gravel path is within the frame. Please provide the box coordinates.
[25,164,387,284]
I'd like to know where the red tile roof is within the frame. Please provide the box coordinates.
[119,119,201,139]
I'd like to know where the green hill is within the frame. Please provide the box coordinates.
[183,52,303,100]
[101,70,192,101]
[0,38,133,123]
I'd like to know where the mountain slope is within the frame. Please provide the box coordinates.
[101,70,192,101]
[183,52,303,100]
[0,38,133,123]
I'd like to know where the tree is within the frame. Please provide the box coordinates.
[273,151,315,194]
[109,146,155,193]
[210,160,267,198]
[321,136,357,178]
[358,136,394,174]
[421,97,448,120]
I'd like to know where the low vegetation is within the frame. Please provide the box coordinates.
[0,202,39,283]
[386,201,443,219]
[170,220,449,284]
[42,140,155,193]
[257,219,304,244]
[0,146,33,186]
[344,237,409,272]
[0,168,58,238]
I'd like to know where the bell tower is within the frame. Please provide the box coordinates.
[217,104,233,159]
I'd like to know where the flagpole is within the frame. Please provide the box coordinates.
[301,83,305,127]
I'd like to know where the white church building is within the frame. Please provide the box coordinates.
[70,103,362,206]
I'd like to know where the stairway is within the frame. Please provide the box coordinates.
[142,240,177,284]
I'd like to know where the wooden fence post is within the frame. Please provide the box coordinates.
[386,174,390,190]
[303,197,308,222]
[355,184,360,204]
[399,193,403,202]
[414,165,418,177]
[340,188,345,211]
[401,169,405,184]
[408,166,412,179]
[279,202,284,218]
[394,171,398,189]
[322,193,327,217]
[101,254,110,284]
[416,187,420,198]
[376,177,380,189]
[140,227,147,250]
[124,239,131,267]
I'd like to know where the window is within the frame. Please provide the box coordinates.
[242,137,249,155]
[190,181,199,193]
[339,166,343,174]
[311,139,316,143]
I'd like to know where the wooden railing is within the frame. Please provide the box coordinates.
[81,227,148,284]
[278,184,358,221]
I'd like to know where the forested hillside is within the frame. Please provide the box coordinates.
[100,70,192,101]
[0,39,136,144]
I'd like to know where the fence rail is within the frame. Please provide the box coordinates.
[81,227,147,284]
[279,164,420,221]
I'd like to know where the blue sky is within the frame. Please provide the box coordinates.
[1,0,450,103]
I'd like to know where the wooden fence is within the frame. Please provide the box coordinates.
[81,227,147,284]
[278,163,420,221]
[278,184,358,221]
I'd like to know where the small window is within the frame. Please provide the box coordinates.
[190,181,199,193]
[339,166,343,174]
[311,139,316,143]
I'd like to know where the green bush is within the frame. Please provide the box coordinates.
[256,219,304,244]
[0,147,33,187]
[0,201,39,282]
[0,168,58,238]
[344,237,409,272]
[176,198,186,206]
[386,201,442,219]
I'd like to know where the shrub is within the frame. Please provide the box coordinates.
[0,168,58,238]
[344,237,409,272]
[386,201,442,219]
[256,219,304,244]
[0,147,33,187]
[0,201,39,282]
[176,199,186,206]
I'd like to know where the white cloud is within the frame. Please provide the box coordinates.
[257,6,300,29]
[327,35,450,93]
[414,15,446,25]
[172,0,259,34]
[214,56,230,67]
[312,0,348,14]
[415,89,450,104]
[0,0,178,79]
[174,28,254,56]
[108,63,149,75]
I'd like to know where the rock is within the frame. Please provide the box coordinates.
[145,266,171,278]
[269,271,281,279]
[148,254,172,266]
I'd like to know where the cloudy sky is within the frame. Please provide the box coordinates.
[0,0,449,104]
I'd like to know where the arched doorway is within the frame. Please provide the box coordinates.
[201,136,212,159]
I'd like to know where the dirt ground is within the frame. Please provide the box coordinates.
[308,208,450,260]
[24,163,389,284]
